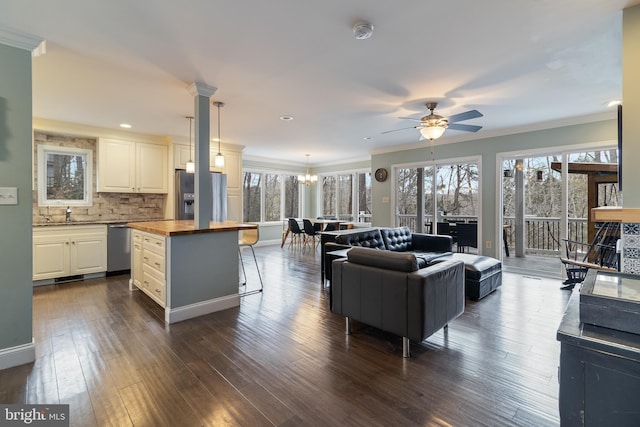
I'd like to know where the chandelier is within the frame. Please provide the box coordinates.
[298,154,318,185]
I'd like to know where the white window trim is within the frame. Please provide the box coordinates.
[242,168,303,223]
[37,144,93,207]
[317,168,371,221]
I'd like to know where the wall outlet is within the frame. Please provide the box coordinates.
[486,240,492,249]
[382,197,389,203]
[0,187,18,205]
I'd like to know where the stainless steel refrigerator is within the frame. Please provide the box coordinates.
[175,170,227,221]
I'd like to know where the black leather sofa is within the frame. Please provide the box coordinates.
[331,247,465,357]
[323,226,453,285]
[323,226,501,301]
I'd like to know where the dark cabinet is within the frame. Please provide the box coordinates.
[557,272,640,426]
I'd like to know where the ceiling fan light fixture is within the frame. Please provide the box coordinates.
[419,124,447,141]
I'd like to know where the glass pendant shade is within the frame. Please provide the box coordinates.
[185,161,195,173]
[213,101,225,169]
[419,125,446,141]
[186,115,195,173]
[214,152,225,169]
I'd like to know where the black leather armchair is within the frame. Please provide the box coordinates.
[331,247,465,357]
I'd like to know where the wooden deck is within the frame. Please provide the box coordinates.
[0,244,569,426]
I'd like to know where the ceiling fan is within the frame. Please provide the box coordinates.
[383,102,483,141]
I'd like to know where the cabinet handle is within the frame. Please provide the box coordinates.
[72,241,76,245]
[154,289,160,294]
[143,256,149,261]
[155,242,162,246]
[65,242,69,245]
[144,280,149,285]
[155,262,161,267]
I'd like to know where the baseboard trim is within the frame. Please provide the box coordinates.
[165,294,240,324]
[0,339,35,370]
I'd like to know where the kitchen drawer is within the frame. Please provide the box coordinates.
[143,233,165,255]
[142,266,165,306]
[142,248,165,276]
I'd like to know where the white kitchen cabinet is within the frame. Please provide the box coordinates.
[33,225,107,281]
[131,230,143,288]
[98,138,168,193]
[130,230,166,307]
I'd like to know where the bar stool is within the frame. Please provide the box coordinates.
[239,225,263,296]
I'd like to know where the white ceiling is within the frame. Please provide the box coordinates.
[2,0,639,166]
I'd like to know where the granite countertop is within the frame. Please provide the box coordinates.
[127,220,257,236]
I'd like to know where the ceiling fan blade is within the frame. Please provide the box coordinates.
[447,109,483,123]
[447,123,483,132]
[397,116,423,122]
[381,126,417,134]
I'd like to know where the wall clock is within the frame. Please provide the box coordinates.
[375,168,388,182]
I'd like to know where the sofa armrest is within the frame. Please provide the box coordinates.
[411,233,453,253]
[407,260,464,342]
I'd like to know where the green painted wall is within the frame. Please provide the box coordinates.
[0,43,33,353]
[623,5,640,207]
[372,120,616,258]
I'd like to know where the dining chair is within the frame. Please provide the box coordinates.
[303,219,319,249]
[238,224,263,295]
[288,218,304,248]
[456,222,478,253]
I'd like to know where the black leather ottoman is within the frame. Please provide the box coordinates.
[433,253,502,300]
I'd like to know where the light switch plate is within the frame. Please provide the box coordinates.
[0,187,18,205]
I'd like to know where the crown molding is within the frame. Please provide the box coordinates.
[187,82,217,98]
[0,26,44,51]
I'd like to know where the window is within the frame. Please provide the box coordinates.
[242,170,300,222]
[37,145,93,206]
[320,171,371,222]
[395,160,479,232]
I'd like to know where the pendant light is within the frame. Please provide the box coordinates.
[298,154,318,185]
[213,101,225,169]
[185,115,195,173]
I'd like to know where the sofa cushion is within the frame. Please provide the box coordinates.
[335,229,386,250]
[450,253,502,281]
[347,247,418,272]
[410,251,451,267]
[380,227,413,251]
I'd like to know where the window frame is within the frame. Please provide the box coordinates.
[241,168,303,223]
[318,169,372,223]
[37,144,93,207]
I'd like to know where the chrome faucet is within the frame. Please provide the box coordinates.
[65,206,72,222]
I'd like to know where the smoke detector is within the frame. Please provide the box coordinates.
[353,22,374,40]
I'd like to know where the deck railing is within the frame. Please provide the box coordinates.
[396,214,588,255]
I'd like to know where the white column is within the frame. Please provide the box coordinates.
[187,82,217,229]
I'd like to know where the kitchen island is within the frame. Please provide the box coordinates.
[127,220,257,324]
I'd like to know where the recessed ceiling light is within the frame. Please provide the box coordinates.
[119,123,132,128]
[212,138,220,142]
[280,115,294,121]
[363,136,373,141]
[607,100,622,107]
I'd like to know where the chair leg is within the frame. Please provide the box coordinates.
[249,245,264,292]
[239,248,247,286]
[239,245,263,296]
[402,337,410,358]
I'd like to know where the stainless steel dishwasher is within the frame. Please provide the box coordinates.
[107,223,131,274]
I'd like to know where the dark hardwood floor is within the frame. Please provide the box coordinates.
[0,245,571,426]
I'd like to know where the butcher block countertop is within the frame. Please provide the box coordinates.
[127,220,257,236]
